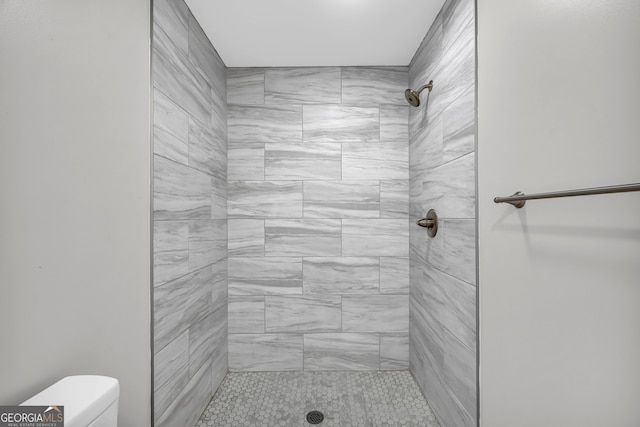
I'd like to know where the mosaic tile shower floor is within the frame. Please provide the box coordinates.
[196,370,440,427]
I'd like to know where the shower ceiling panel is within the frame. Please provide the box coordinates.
[185,0,446,67]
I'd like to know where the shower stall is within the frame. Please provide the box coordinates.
[152,0,476,425]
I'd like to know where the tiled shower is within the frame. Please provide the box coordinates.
[152,0,476,426]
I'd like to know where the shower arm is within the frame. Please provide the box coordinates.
[416,81,434,95]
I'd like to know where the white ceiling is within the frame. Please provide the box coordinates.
[185,0,447,67]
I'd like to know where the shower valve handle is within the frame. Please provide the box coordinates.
[416,209,438,238]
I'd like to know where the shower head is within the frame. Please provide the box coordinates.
[404,80,434,107]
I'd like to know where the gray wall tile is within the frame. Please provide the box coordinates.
[154,330,189,420]
[303,105,379,143]
[188,219,226,271]
[343,219,408,256]
[265,67,341,104]
[421,152,475,219]
[153,220,189,286]
[228,219,264,257]
[229,334,303,371]
[380,105,409,143]
[341,67,408,105]
[342,142,408,180]
[188,12,225,89]
[228,257,302,296]
[265,219,341,256]
[304,333,379,371]
[153,1,227,422]
[156,360,213,427]
[304,181,380,218]
[228,181,303,218]
[303,257,379,294]
[228,143,264,181]
[227,68,265,105]
[154,89,189,165]
[380,257,410,294]
[265,143,341,180]
[342,295,409,333]
[380,334,409,370]
[228,105,302,143]
[154,267,213,351]
[188,116,226,179]
[442,219,476,285]
[380,180,409,218]
[153,24,212,127]
[408,1,477,424]
[210,175,227,220]
[154,155,212,220]
[265,296,341,333]
[228,296,265,334]
[154,0,188,54]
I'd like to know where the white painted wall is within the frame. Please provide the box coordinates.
[478,1,640,426]
[0,1,151,426]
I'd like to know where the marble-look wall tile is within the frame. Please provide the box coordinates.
[154,330,189,420]
[188,13,225,90]
[227,143,264,181]
[156,359,213,427]
[421,152,475,219]
[303,105,379,143]
[341,67,408,105]
[153,24,212,127]
[342,295,409,333]
[342,142,408,180]
[265,219,341,257]
[228,105,302,143]
[153,220,188,285]
[154,0,188,54]
[210,175,227,220]
[380,105,409,143]
[189,307,218,378]
[342,219,408,256]
[154,89,189,165]
[442,219,476,285]
[303,257,379,294]
[229,334,303,371]
[380,180,409,218]
[210,306,228,392]
[228,296,264,334]
[443,85,475,163]
[379,257,410,294]
[265,143,341,181]
[380,334,409,370]
[228,181,303,218]
[154,267,213,351]
[227,68,265,105]
[228,219,264,257]
[442,0,474,52]
[265,296,341,333]
[265,67,341,104]
[154,155,212,220]
[304,181,380,218]
[188,117,226,179]
[421,267,476,351]
[304,333,379,371]
[228,257,302,296]
[188,219,226,271]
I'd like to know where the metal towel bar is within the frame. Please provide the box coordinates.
[494,183,640,208]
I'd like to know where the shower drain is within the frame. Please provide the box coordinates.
[306,410,325,424]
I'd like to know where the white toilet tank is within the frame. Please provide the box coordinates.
[21,375,119,427]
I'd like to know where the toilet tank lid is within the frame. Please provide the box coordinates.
[21,375,119,427]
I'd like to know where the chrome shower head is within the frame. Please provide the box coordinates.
[404,80,434,107]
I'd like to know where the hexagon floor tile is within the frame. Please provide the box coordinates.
[196,370,440,426]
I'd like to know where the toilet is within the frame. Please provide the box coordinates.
[21,375,119,427]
